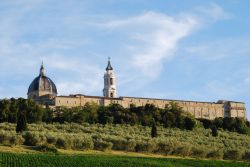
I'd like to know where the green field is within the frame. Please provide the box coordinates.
[0,153,249,167]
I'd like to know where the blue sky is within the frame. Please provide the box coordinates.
[0,0,250,119]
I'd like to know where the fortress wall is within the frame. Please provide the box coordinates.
[53,95,246,120]
[229,102,246,118]
[55,96,81,107]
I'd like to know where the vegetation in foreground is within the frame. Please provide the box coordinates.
[1,98,250,161]
[0,152,249,167]
[0,123,250,161]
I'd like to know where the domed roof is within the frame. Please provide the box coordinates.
[28,64,57,95]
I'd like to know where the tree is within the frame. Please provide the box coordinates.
[16,111,27,133]
[184,117,196,130]
[211,125,218,137]
[151,119,157,138]
[199,119,212,129]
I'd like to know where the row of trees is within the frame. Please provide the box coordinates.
[0,98,196,131]
[1,98,249,134]
[199,117,250,134]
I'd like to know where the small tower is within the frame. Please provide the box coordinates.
[103,58,117,98]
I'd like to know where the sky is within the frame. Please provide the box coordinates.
[0,0,250,119]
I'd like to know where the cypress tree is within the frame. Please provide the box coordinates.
[211,125,218,137]
[16,111,27,133]
[151,119,157,138]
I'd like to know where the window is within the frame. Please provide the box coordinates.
[110,92,114,97]
[110,78,113,85]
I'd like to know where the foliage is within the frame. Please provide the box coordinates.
[151,119,157,138]
[0,123,250,160]
[211,126,218,137]
[224,149,243,160]
[35,144,58,154]
[16,112,27,133]
[199,117,250,135]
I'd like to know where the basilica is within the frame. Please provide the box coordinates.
[27,59,247,120]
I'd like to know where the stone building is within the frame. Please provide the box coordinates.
[27,60,247,120]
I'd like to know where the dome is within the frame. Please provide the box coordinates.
[27,64,57,98]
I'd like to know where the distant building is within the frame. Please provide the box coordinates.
[27,59,247,120]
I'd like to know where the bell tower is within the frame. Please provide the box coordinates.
[103,58,117,98]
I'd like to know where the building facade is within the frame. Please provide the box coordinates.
[27,60,247,120]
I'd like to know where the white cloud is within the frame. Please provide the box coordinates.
[100,11,198,78]
[195,3,231,21]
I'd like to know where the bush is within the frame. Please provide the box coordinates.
[151,120,157,138]
[191,147,208,158]
[173,145,191,157]
[243,151,250,160]
[0,133,8,145]
[56,137,71,149]
[46,135,57,144]
[135,142,148,152]
[156,142,176,155]
[184,117,196,130]
[23,132,43,146]
[71,136,94,150]
[211,126,218,137]
[35,144,58,154]
[207,150,224,159]
[224,149,243,160]
[105,138,136,151]
[9,135,24,146]
[94,140,113,151]
[134,141,158,153]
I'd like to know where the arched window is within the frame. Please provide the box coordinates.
[110,92,114,97]
[110,78,113,85]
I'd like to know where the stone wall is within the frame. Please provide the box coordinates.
[53,95,247,120]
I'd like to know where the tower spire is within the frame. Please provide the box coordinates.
[106,57,113,71]
[40,61,45,76]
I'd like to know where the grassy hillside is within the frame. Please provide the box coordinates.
[0,152,249,167]
[0,123,250,160]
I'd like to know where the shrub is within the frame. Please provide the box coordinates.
[191,147,208,158]
[173,145,192,157]
[184,117,196,130]
[46,135,57,144]
[71,136,93,150]
[151,120,157,138]
[243,151,250,160]
[94,140,113,151]
[211,126,218,137]
[105,138,136,151]
[135,142,148,152]
[134,140,158,153]
[199,119,212,129]
[16,111,27,133]
[35,144,58,154]
[156,142,175,155]
[224,149,243,160]
[0,132,8,144]
[207,150,224,159]
[23,132,42,146]
[8,135,24,146]
[56,137,71,149]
